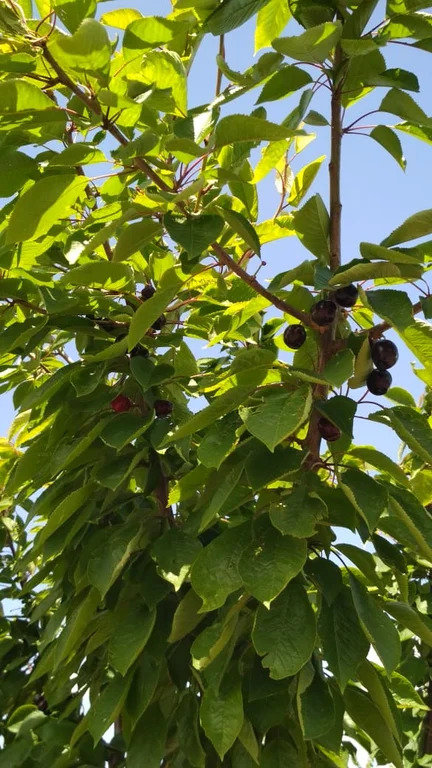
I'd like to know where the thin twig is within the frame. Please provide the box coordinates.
[211,242,311,325]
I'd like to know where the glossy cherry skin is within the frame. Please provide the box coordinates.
[371,339,399,371]
[141,284,156,301]
[130,345,149,358]
[311,300,337,327]
[152,315,166,331]
[367,369,392,396]
[318,416,341,442]
[154,399,173,418]
[110,394,132,412]
[283,324,306,349]
[333,283,358,308]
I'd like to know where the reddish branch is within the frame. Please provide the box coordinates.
[211,242,311,325]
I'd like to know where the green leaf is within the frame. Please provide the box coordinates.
[348,445,408,486]
[365,288,413,330]
[349,574,400,674]
[53,0,97,34]
[33,484,94,550]
[176,692,206,768]
[239,517,306,605]
[151,529,202,591]
[113,220,162,262]
[381,207,432,247]
[370,125,406,170]
[245,442,304,490]
[204,0,273,35]
[191,523,252,611]
[123,17,187,58]
[200,677,244,760]
[323,349,355,388]
[191,613,238,672]
[101,8,142,29]
[100,412,152,451]
[92,451,144,492]
[255,0,291,52]
[219,207,261,255]
[167,386,255,442]
[53,588,101,671]
[0,79,60,115]
[315,396,357,438]
[253,139,288,183]
[261,739,298,767]
[0,149,37,197]
[270,482,326,538]
[288,155,325,208]
[87,673,132,745]
[128,268,184,349]
[252,581,316,679]
[165,213,223,258]
[344,687,403,768]
[379,87,427,124]
[47,19,111,82]
[240,385,312,452]
[61,261,135,291]
[126,653,160,730]
[357,660,401,745]
[348,336,373,389]
[340,468,388,532]
[197,413,239,469]
[273,22,342,63]
[319,586,369,690]
[197,458,247,531]
[292,194,330,263]
[384,601,432,645]
[168,588,205,643]
[336,543,380,587]
[256,66,312,104]
[6,176,88,244]
[87,521,143,598]
[48,142,106,166]
[369,406,432,464]
[134,50,187,115]
[389,488,432,564]
[128,704,167,768]
[299,672,335,740]
[109,603,156,675]
[304,557,343,605]
[214,114,305,147]
[359,242,421,264]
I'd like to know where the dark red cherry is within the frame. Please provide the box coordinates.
[154,399,173,418]
[152,315,166,331]
[333,283,358,308]
[130,345,149,358]
[371,339,398,371]
[111,394,132,412]
[311,300,337,327]
[318,417,341,442]
[141,284,156,301]
[283,324,306,350]
[366,369,392,396]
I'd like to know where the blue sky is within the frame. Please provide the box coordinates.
[1,0,431,461]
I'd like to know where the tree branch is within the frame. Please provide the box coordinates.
[329,46,344,273]
[41,43,174,193]
[305,44,345,466]
[211,242,311,325]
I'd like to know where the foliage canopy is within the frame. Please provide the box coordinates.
[1,0,432,766]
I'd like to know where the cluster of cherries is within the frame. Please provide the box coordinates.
[109,283,173,418]
[282,282,399,443]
